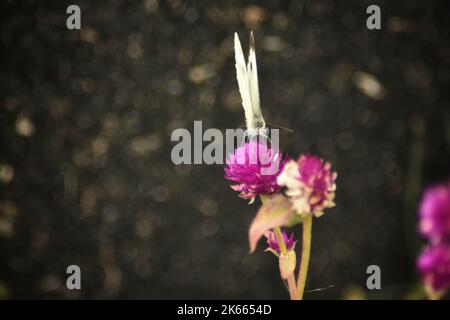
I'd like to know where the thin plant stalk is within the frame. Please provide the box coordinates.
[297,215,313,300]
[287,274,298,300]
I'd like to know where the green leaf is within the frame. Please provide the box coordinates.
[286,213,304,227]
[248,194,295,253]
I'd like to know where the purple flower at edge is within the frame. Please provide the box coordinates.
[419,182,450,244]
[417,243,450,292]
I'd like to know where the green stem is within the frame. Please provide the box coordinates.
[274,226,297,300]
[274,227,287,256]
[426,286,444,300]
[297,215,313,300]
[287,273,298,300]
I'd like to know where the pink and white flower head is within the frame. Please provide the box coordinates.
[419,182,450,244]
[277,154,337,217]
[224,141,287,203]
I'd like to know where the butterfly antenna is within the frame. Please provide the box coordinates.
[249,31,255,53]
[267,121,294,133]
[304,285,334,293]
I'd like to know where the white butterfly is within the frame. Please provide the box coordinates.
[234,32,267,136]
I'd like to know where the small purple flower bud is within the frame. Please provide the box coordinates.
[265,230,296,256]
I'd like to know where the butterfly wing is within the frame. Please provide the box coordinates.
[247,32,265,130]
[234,32,265,133]
[234,33,253,130]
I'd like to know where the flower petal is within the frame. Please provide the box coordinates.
[248,194,295,253]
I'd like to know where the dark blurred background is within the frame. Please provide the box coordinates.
[1,0,449,299]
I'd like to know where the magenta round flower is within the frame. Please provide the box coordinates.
[419,183,450,244]
[417,243,450,292]
[266,230,296,256]
[277,154,337,217]
[224,141,286,202]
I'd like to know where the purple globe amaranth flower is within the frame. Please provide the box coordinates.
[419,182,450,244]
[224,141,287,203]
[265,230,296,257]
[277,154,337,217]
[417,243,450,292]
